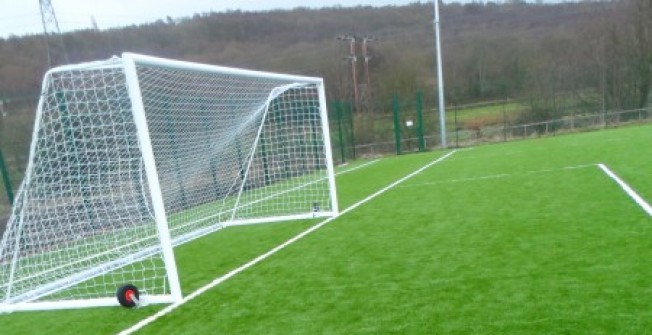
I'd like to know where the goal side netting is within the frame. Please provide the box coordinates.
[0,53,338,312]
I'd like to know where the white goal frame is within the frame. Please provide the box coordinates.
[0,53,338,313]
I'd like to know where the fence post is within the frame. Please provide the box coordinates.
[0,148,14,206]
[333,101,346,164]
[454,102,459,148]
[545,121,549,135]
[502,99,507,142]
[416,92,425,152]
[348,101,356,160]
[392,95,401,155]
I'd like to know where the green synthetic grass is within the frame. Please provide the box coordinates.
[2,124,651,334]
[2,163,335,303]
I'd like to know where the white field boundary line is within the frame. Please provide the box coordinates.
[400,163,597,187]
[598,163,652,217]
[117,151,456,335]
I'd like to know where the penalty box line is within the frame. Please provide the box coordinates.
[400,163,597,187]
[117,151,456,335]
[400,161,651,218]
[598,163,652,217]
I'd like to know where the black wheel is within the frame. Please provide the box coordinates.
[116,284,140,308]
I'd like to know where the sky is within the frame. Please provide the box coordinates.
[0,0,423,38]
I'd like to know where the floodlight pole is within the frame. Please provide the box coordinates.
[433,0,447,148]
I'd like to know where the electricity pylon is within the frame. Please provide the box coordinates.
[39,0,69,68]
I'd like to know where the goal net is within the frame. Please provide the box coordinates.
[0,53,338,312]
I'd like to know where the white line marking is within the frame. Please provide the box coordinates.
[336,159,380,175]
[598,163,652,216]
[528,163,597,173]
[405,173,511,186]
[117,151,456,335]
[402,163,596,187]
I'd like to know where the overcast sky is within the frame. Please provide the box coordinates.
[0,0,425,38]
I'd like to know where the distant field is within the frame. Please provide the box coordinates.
[453,101,525,122]
[1,123,651,334]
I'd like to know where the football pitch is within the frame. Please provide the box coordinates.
[2,124,651,334]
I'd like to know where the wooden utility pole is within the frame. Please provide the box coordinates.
[337,34,360,114]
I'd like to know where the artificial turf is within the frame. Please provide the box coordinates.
[2,124,651,334]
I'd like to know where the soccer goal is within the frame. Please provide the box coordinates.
[0,53,338,312]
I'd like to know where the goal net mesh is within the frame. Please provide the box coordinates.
[0,55,334,309]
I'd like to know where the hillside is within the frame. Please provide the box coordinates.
[1,1,649,107]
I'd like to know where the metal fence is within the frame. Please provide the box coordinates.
[449,108,651,147]
[1,95,37,231]
[1,94,651,232]
[329,103,652,163]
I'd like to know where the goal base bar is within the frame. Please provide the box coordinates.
[225,211,337,228]
[0,295,176,313]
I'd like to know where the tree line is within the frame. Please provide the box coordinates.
[0,0,650,121]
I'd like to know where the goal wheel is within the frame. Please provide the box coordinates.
[116,284,140,308]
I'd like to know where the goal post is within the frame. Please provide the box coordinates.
[0,53,338,312]
[123,54,182,305]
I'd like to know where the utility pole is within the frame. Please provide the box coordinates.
[361,35,375,112]
[433,0,447,148]
[39,0,69,68]
[337,34,360,114]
